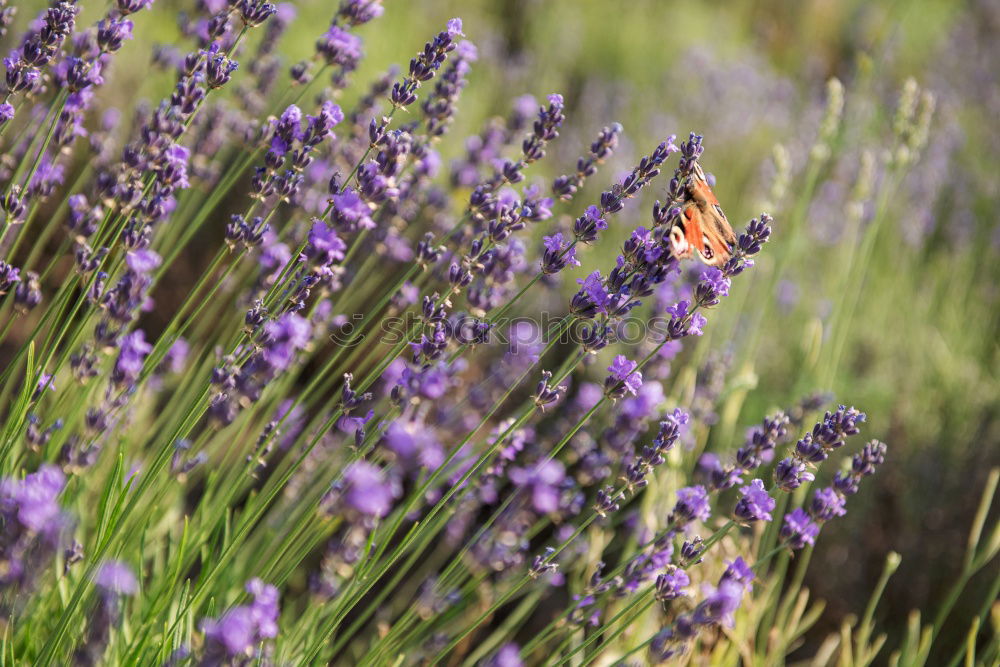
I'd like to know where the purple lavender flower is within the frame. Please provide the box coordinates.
[205,607,256,657]
[113,330,153,387]
[691,578,744,627]
[528,547,559,580]
[571,270,610,317]
[482,643,523,667]
[809,486,848,521]
[834,439,887,495]
[164,339,190,374]
[0,261,20,294]
[734,478,775,522]
[664,299,706,337]
[1,464,65,533]
[307,221,347,265]
[338,0,384,26]
[205,49,239,89]
[1,464,69,591]
[330,188,375,232]
[654,566,690,602]
[509,460,565,514]
[317,25,363,69]
[604,354,642,399]
[572,205,608,244]
[35,373,56,397]
[117,0,154,15]
[237,0,278,27]
[696,453,743,491]
[553,122,623,201]
[532,370,567,411]
[773,456,815,491]
[97,17,134,53]
[593,485,621,516]
[650,627,688,662]
[695,267,731,306]
[722,557,755,591]
[95,560,139,596]
[390,19,463,108]
[780,508,820,549]
[201,578,280,658]
[795,405,866,463]
[736,412,789,471]
[420,38,477,138]
[125,249,162,274]
[540,233,580,275]
[13,271,42,312]
[384,421,444,471]
[262,314,311,371]
[342,461,398,518]
[671,485,711,526]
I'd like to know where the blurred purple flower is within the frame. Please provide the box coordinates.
[780,508,820,549]
[343,461,398,518]
[509,460,565,513]
[95,560,138,596]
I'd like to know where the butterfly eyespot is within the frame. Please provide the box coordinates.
[669,226,690,257]
[702,245,714,259]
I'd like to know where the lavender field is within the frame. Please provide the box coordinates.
[0,0,997,664]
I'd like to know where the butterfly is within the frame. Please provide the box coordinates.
[668,163,737,267]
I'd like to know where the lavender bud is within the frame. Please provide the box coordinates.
[594,486,621,517]
[14,271,42,312]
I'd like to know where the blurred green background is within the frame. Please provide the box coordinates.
[11,0,998,658]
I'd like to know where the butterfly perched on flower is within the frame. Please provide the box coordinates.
[668,163,737,267]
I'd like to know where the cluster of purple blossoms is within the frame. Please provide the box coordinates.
[448,94,536,187]
[509,460,566,514]
[293,0,381,88]
[695,410,792,515]
[621,411,687,496]
[780,437,887,550]
[650,557,754,662]
[465,94,565,229]
[654,565,691,603]
[421,39,477,138]
[733,478,777,523]
[532,370,567,410]
[569,561,622,627]
[112,330,153,388]
[209,313,312,425]
[0,260,19,293]
[59,245,161,466]
[248,100,343,211]
[390,18,463,108]
[651,132,707,228]
[0,465,69,592]
[540,232,580,275]
[1,0,154,228]
[671,484,712,528]
[571,138,677,247]
[200,578,280,661]
[771,405,865,496]
[1,2,78,123]
[552,123,623,201]
[338,0,385,27]
[603,354,643,399]
[75,560,139,664]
